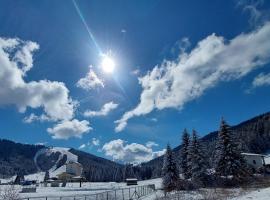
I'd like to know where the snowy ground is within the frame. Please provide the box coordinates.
[1,178,270,199]
[0,179,160,199]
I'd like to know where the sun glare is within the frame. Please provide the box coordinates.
[101,56,115,73]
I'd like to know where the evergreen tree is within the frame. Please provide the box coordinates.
[162,144,179,192]
[215,118,247,179]
[181,129,191,179]
[189,130,208,186]
[44,171,50,182]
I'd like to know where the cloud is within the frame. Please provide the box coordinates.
[23,113,55,123]
[115,22,270,132]
[252,72,270,88]
[79,144,86,149]
[102,139,164,164]
[83,101,118,117]
[237,0,269,26]
[92,137,100,146]
[47,119,92,140]
[76,67,104,90]
[78,137,100,150]
[131,69,140,76]
[0,37,75,121]
[150,118,158,122]
[146,141,159,148]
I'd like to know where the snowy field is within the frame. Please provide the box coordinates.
[1,178,270,199]
[0,179,160,199]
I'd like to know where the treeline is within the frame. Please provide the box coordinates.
[162,118,251,192]
[138,112,270,179]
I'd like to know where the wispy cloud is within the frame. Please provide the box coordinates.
[237,0,269,27]
[78,137,100,150]
[92,137,100,146]
[84,101,118,117]
[115,22,270,132]
[79,144,86,149]
[131,69,140,76]
[23,113,56,123]
[252,72,270,88]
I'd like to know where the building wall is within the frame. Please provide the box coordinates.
[243,155,264,169]
[66,162,83,176]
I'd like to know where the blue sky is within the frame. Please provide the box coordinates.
[0,0,270,164]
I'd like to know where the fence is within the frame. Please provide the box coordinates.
[20,184,155,200]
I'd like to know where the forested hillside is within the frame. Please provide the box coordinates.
[0,140,44,178]
[139,112,270,178]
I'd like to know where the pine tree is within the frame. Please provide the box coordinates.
[189,130,208,186]
[215,118,247,180]
[162,144,179,192]
[181,129,191,179]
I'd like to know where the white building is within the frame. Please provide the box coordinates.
[241,153,265,172]
[66,161,83,176]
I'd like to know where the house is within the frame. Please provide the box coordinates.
[241,153,266,172]
[126,178,138,186]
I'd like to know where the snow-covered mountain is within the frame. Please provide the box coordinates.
[0,140,123,182]
[34,147,78,172]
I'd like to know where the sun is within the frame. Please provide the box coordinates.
[101,56,115,73]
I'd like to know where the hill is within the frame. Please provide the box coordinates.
[0,140,123,181]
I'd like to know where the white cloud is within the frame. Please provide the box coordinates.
[78,137,100,150]
[146,141,158,148]
[76,67,104,90]
[131,69,140,76]
[47,119,92,140]
[23,113,55,123]
[0,37,75,122]
[35,142,47,146]
[92,137,100,146]
[252,72,270,88]
[84,101,118,117]
[150,118,158,122]
[237,0,267,26]
[115,22,270,132]
[79,144,86,149]
[102,139,164,164]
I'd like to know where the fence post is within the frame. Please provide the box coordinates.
[115,189,117,200]
[122,188,124,200]
[107,191,109,200]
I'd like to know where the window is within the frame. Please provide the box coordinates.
[253,160,256,165]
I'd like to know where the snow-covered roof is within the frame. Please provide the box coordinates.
[241,153,266,157]
[126,178,138,181]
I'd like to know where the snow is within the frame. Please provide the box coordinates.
[1,177,270,199]
[264,156,270,165]
[34,147,78,171]
[231,187,270,200]
[31,147,80,182]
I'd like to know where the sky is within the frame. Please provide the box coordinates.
[0,0,270,164]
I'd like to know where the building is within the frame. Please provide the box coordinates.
[66,161,83,176]
[56,161,83,182]
[241,153,265,172]
[126,178,138,186]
